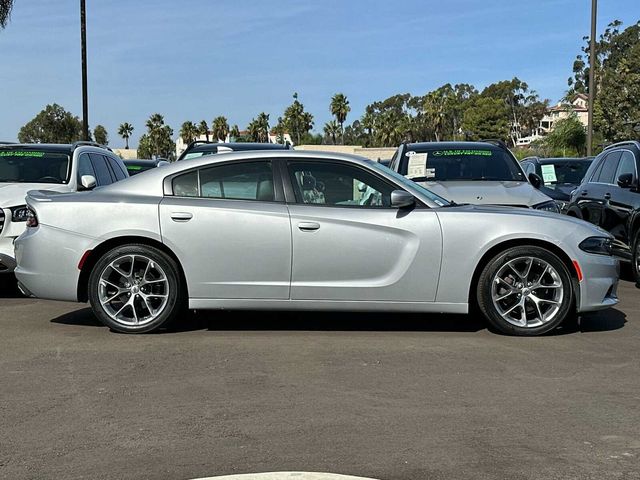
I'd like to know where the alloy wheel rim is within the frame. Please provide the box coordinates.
[491,256,564,328]
[98,254,169,326]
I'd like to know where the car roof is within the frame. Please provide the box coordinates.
[0,143,74,152]
[123,159,159,165]
[405,141,504,150]
[538,157,593,164]
[188,142,289,153]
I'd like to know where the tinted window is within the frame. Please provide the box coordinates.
[541,160,593,185]
[107,157,127,181]
[401,147,525,182]
[615,151,637,180]
[288,161,395,207]
[0,148,70,184]
[89,153,115,186]
[76,153,96,184]
[594,151,622,184]
[171,162,274,201]
[521,161,535,175]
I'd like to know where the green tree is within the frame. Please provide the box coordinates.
[230,124,240,140]
[18,104,83,143]
[117,122,134,149]
[283,93,314,145]
[1,0,13,28]
[461,97,510,141]
[361,94,414,147]
[198,120,210,142]
[179,121,198,144]
[212,116,229,142]
[93,125,108,145]
[272,117,287,144]
[323,120,340,144]
[330,93,351,142]
[595,21,640,141]
[544,114,587,155]
[138,113,175,159]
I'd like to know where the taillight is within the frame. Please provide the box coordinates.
[25,209,38,228]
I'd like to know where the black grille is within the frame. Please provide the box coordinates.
[0,208,4,235]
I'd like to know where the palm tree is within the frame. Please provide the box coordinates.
[179,121,198,145]
[0,0,14,28]
[117,122,134,149]
[323,120,340,145]
[330,93,351,143]
[230,124,240,140]
[198,120,210,142]
[212,116,229,142]
[146,113,165,131]
[256,112,270,142]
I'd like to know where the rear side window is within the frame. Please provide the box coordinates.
[171,161,274,201]
[107,156,128,181]
[89,153,115,186]
[594,151,622,184]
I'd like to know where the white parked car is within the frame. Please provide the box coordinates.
[0,142,129,273]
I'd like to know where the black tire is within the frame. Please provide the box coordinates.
[88,244,183,333]
[476,246,574,336]
[631,230,640,285]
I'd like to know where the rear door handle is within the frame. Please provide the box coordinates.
[604,193,611,200]
[298,222,320,232]
[170,212,193,222]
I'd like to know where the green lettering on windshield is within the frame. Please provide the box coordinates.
[432,150,493,156]
[0,151,46,157]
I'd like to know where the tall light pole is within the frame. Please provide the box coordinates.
[80,0,89,141]
[587,0,597,155]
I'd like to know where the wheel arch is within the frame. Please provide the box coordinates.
[77,236,188,303]
[468,238,580,310]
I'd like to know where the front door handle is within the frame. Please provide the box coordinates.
[604,193,611,200]
[581,190,588,196]
[298,222,320,232]
[170,212,193,222]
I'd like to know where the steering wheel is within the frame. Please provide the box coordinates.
[36,176,60,183]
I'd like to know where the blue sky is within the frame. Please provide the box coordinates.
[0,0,637,147]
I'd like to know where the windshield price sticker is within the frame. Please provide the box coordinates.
[407,152,428,179]
[541,164,557,184]
[0,151,46,157]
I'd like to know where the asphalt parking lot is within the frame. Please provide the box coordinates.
[1,278,639,480]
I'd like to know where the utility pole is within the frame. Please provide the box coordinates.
[587,0,597,156]
[80,0,89,141]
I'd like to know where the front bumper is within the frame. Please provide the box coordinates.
[577,253,620,312]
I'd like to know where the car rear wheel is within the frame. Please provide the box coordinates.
[477,246,574,336]
[88,244,183,333]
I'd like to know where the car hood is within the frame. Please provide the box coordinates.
[416,180,551,206]
[0,182,70,207]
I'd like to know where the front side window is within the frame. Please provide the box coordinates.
[615,151,637,180]
[594,151,622,184]
[76,153,96,184]
[0,148,70,184]
[171,161,274,201]
[89,153,115,186]
[288,161,395,207]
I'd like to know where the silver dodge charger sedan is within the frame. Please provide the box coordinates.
[14,151,619,336]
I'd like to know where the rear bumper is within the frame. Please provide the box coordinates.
[578,254,620,312]
[14,225,85,302]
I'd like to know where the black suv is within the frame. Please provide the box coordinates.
[566,141,640,274]
[177,141,291,161]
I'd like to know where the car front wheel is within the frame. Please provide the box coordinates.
[477,246,574,336]
[88,244,183,333]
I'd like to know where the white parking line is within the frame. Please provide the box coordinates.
[190,472,381,480]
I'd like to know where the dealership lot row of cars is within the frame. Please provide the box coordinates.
[1,139,639,336]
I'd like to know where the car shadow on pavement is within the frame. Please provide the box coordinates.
[0,275,23,298]
[49,306,627,335]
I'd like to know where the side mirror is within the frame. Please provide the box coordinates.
[79,174,96,190]
[528,173,542,189]
[391,190,415,208]
[617,173,633,188]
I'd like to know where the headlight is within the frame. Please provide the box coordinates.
[554,200,567,212]
[533,200,560,213]
[579,236,613,256]
[10,205,31,222]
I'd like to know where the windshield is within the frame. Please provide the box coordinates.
[0,149,70,184]
[368,160,451,206]
[541,160,593,185]
[403,148,525,182]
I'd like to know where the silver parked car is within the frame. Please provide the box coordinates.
[14,151,619,335]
